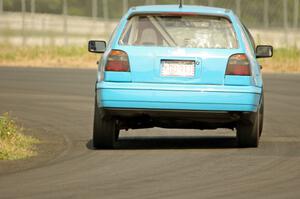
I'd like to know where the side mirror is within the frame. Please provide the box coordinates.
[256,45,273,58]
[88,40,106,53]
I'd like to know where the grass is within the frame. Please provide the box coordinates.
[0,113,39,160]
[260,48,300,73]
[0,43,99,68]
[0,43,299,72]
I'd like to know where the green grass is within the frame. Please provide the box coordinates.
[0,44,86,60]
[260,48,300,73]
[0,43,99,68]
[0,113,39,160]
[273,48,300,60]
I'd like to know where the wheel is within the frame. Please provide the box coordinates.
[237,111,260,148]
[93,96,119,149]
[259,94,264,137]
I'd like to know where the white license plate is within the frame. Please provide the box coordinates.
[161,60,195,77]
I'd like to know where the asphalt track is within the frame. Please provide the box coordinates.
[0,67,300,199]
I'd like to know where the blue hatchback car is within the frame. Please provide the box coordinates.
[88,4,273,149]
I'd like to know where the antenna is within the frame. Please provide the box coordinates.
[179,0,183,8]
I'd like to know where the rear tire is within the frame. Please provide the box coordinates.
[93,96,119,149]
[237,111,260,148]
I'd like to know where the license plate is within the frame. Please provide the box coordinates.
[161,60,195,77]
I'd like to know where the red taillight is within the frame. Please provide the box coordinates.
[105,50,130,72]
[226,54,251,76]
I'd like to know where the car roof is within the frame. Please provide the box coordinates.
[128,5,233,16]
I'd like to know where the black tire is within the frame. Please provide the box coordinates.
[237,111,260,148]
[93,96,119,149]
[259,94,264,137]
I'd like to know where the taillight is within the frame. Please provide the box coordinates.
[105,50,130,72]
[226,54,251,76]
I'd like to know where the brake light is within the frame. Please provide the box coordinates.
[105,50,130,72]
[160,12,199,16]
[226,54,251,76]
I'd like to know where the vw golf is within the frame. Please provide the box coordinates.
[88,5,273,149]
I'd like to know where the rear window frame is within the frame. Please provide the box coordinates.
[118,12,239,49]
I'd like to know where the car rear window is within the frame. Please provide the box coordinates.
[119,14,238,49]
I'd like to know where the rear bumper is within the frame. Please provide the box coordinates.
[103,108,243,122]
[96,82,262,112]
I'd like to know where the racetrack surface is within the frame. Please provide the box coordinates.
[0,67,299,199]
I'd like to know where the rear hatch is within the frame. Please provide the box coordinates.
[117,13,240,85]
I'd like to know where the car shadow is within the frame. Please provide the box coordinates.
[86,136,237,150]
